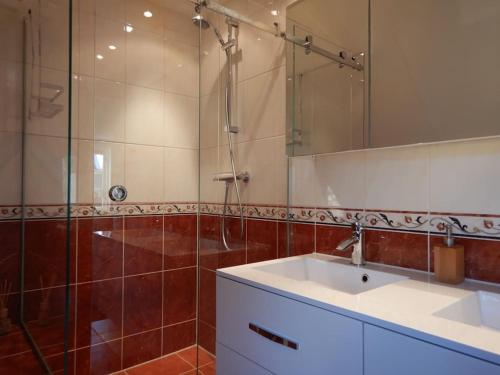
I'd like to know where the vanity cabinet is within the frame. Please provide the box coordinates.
[217,275,500,375]
[216,343,272,375]
[216,276,363,375]
[364,325,499,375]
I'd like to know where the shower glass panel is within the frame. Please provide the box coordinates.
[18,0,73,373]
[75,0,200,372]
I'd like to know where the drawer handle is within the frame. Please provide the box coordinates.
[249,323,299,350]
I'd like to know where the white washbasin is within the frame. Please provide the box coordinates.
[254,256,408,295]
[434,291,500,331]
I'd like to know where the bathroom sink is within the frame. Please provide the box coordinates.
[253,256,408,295]
[434,291,500,331]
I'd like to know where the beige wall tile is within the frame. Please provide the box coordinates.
[365,145,429,211]
[94,141,126,205]
[430,138,500,215]
[164,37,199,97]
[126,0,165,35]
[125,84,164,146]
[164,147,198,202]
[24,134,76,205]
[126,28,164,90]
[95,78,126,142]
[94,17,126,82]
[0,132,22,205]
[124,143,164,202]
[315,151,365,209]
[164,92,199,149]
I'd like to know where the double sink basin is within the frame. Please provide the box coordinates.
[254,255,500,332]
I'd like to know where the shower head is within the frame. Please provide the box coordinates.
[192,14,210,29]
[192,11,227,48]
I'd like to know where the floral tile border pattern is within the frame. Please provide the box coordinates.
[2,202,500,238]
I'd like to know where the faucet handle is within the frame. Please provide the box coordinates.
[351,221,363,234]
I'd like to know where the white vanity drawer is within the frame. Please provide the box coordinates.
[364,324,500,375]
[217,343,273,375]
[216,276,363,375]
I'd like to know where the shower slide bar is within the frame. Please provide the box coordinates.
[193,0,364,72]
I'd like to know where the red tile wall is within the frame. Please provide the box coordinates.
[0,220,37,373]
[3,214,498,372]
[1,214,198,374]
[316,224,500,282]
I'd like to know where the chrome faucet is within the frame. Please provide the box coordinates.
[336,222,365,265]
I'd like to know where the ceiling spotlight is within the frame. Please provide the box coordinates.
[271,9,279,16]
[96,54,104,60]
[108,45,117,50]
[144,10,153,18]
[124,24,134,33]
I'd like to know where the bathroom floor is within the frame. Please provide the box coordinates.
[118,346,215,375]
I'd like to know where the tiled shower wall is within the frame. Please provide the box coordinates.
[0,3,28,371]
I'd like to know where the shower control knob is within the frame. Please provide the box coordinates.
[109,185,127,202]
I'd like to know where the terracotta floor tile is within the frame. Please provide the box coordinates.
[126,354,193,375]
[177,346,214,367]
[199,361,216,375]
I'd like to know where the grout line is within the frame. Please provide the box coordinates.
[73,218,79,375]
[160,214,165,356]
[177,353,197,369]
[120,208,125,370]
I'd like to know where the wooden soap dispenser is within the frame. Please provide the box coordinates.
[433,224,464,284]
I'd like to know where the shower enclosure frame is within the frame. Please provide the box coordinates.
[19,0,74,373]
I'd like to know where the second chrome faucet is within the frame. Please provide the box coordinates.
[336,222,365,265]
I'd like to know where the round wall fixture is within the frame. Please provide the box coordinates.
[109,185,127,202]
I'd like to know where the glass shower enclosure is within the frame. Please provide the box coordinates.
[1,0,291,373]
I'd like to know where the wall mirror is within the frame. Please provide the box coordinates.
[286,0,500,156]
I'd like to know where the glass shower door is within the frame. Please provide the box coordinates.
[73,0,200,373]
[19,0,74,373]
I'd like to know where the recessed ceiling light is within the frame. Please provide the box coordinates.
[144,10,153,18]
[124,24,134,33]
[108,45,117,50]
[271,9,279,16]
[96,54,104,60]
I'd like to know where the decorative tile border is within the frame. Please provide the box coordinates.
[313,207,500,239]
[1,202,198,220]
[0,206,23,220]
[429,213,500,237]
[316,208,363,226]
[362,210,429,232]
[2,202,500,239]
